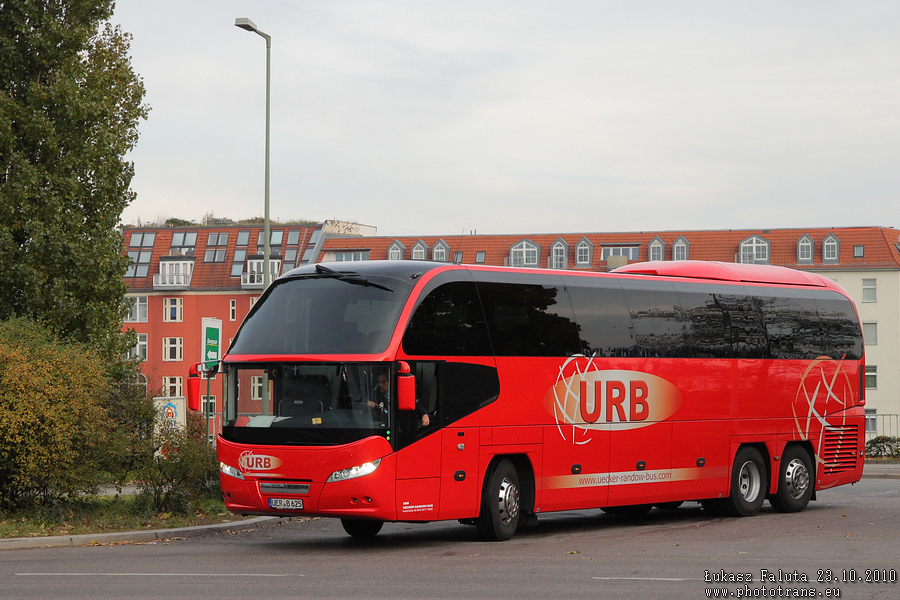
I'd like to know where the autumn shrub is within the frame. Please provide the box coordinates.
[0,317,118,510]
[130,411,219,515]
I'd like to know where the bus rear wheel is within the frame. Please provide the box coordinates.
[340,518,384,538]
[476,459,520,541]
[769,445,814,513]
[723,446,767,517]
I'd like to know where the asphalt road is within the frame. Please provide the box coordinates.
[1,478,898,600]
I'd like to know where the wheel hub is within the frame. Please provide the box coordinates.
[783,457,810,500]
[497,476,520,525]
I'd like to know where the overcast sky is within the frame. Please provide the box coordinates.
[113,1,900,237]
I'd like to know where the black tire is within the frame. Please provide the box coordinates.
[600,504,653,515]
[340,518,384,538]
[723,446,767,517]
[769,445,814,513]
[475,459,521,541]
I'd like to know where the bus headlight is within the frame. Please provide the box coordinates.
[220,461,245,480]
[327,458,381,483]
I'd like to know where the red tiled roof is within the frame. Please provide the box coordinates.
[320,227,900,271]
[122,225,321,292]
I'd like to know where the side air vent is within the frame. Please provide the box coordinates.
[821,425,859,474]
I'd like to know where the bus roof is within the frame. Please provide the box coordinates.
[612,260,828,287]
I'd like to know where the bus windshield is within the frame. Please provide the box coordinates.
[228,271,415,356]
[222,362,393,446]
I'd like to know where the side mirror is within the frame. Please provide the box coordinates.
[187,362,202,411]
[396,361,416,412]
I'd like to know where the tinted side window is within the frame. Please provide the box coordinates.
[621,280,688,358]
[814,290,863,360]
[564,277,634,357]
[402,281,492,356]
[675,283,769,359]
[477,282,582,356]
[752,287,822,360]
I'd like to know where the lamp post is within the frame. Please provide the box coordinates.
[234,17,271,289]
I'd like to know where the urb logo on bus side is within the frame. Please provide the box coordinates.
[546,356,682,444]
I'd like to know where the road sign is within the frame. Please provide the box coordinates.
[201,317,222,370]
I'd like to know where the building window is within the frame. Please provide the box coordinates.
[854,245,864,258]
[257,230,284,256]
[126,333,148,361]
[412,243,427,260]
[476,251,486,264]
[862,279,877,303]
[287,229,302,245]
[797,235,813,264]
[739,235,770,264]
[245,259,280,285]
[230,299,237,321]
[283,248,298,271]
[649,240,663,261]
[551,241,567,269]
[156,260,193,286]
[673,237,689,261]
[129,231,156,248]
[453,251,463,263]
[576,239,592,267]
[335,251,369,261]
[388,242,405,260]
[862,322,877,345]
[125,249,152,278]
[433,242,448,262]
[865,365,877,389]
[865,409,877,433]
[124,296,148,323]
[170,231,197,257]
[162,337,183,362]
[204,232,228,262]
[823,234,840,264]
[202,395,217,414]
[251,376,264,400]
[162,376,183,397]
[601,247,639,261]
[510,240,539,267]
[236,230,250,246]
[163,298,183,322]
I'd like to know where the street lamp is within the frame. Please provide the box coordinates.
[234,17,272,289]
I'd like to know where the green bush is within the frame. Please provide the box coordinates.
[0,318,117,509]
[865,436,900,459]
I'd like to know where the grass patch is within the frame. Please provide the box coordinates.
[0,496,244,539]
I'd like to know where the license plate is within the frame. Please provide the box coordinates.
[268,498,304,510]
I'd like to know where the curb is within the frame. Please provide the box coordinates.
[0,516,292,552]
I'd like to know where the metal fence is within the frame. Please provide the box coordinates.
[866,413,900,440]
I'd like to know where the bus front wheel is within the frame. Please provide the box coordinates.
[723,446,767,517]
[340,518,384,538]
[769,445,814,513]
[476,459,521,541]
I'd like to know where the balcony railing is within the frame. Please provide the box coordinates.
[153,272,193,289]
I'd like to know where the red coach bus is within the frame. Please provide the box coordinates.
[205,260,865,541]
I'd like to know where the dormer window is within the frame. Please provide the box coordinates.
[510,240,539,267]
[551,239,568,269]
[388,241,406,260]
[432,240,449,262]
[739,235,770,264]
[673,237,690,261]
[575,238,593,267]
[170,231,197,257]
[412,241,428,260]
[649,237,665,261]
[797,234,814,264]
[823,234,840,264]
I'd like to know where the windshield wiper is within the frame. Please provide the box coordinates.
[310,264,393,292]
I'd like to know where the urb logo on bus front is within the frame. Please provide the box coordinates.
[545,356,682,445]
[239,450,283,472]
